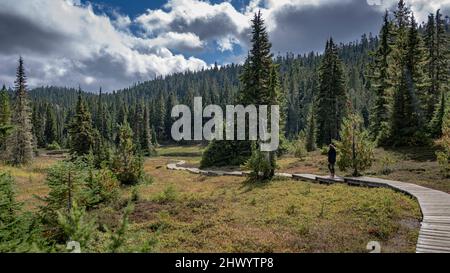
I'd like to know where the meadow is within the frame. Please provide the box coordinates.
[0,145,430,253]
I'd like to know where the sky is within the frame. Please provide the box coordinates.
[0,0,449,92]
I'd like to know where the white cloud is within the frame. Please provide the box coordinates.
[134,0,450,58]
[112,12,132,31]
[367,0,450,22]
[0,0,208,91]
[136,0,251,52]
[0,0,449,91]
[84,76,95,85]
[146,32,205,51]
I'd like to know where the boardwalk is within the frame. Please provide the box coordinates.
[298,175,450,253]
[167,161,450,253]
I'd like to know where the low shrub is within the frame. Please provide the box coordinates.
[380,155,396,175]
[154,185,178,204]
[290,133,307,160]
[47,141,61,151]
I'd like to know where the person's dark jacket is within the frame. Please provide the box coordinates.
[328,146,336,164]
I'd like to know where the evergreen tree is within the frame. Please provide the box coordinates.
[336,114,375,176]
[245,142,274,181]
[131,101,144,149]
[44,104,58,145]
[406,14,429,109]
[7,57,34,165]
[107,204,132,253]
[112,122,144,185]
[115,102,128,146]
[269,64,288,156]
[83,161,119,209]
[430,91,447,137]
[202,11,282,180]
[141,104,156,156]
[95,88,111,141]
[305,104,317,152]
[201,140,253,168]
[151,126,158,146]
[240,11,274,106]
[68,90,94,156]
[389,16,412,145]
[369,11,392,143]
[31,103,45,147]
[316,38,348,146]
[435,10,449,102]
[429,9,450,136]
[0,85,12,153]
[117,101,128,125]
[0,172,21,240]
[155,94,166,141]
[436,95,450,177]
[393,0,409,29]
[244,12,282,179]
[389,4,428,145]
[164,93,178,141]
[38,160,85,242]
[290,131,307,159]
[0,172,42,252]
[91,130,111,168]
[424,13,438,120]
[0,85,11,127]
[56,201,96,251]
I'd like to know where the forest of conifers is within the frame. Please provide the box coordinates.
[0,1,449,162]
[5,37,376,147]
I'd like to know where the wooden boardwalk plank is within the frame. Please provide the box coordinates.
[417,238,450,246]
[416,243,450,252]
[292,174,317,181]
[419,233,450,238]
[276,173,293,178]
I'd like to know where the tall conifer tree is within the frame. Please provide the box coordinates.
[7,57,34,165]
[68,89,94,156]
[44,104,58,145]
[95,87,110,141]
[389,2,428,145]
[435,10,449,99]
[141,104,155,156]
[316,38,348,146]
[429,9,450,136]
[305,104,317,152]
[112,121,143,185]
[369,11,392,143]
[0,85,12,152]
[202,11,283,178]
[424,13,438,120]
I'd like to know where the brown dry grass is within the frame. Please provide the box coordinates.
[125,155,421,253]
[0,154,61,210]
[2,147,423,253]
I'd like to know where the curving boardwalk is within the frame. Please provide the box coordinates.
[309,176,450,253]
[167,160,450,253]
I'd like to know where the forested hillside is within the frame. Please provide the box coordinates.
[23,35,378,148]
[1,1,448,156]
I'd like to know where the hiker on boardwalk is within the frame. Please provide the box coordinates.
[328,143,337,178]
